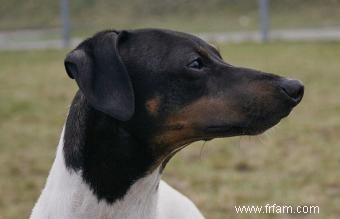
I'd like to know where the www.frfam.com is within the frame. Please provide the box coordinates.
[235,204,319,214]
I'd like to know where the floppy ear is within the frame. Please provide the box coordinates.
[64,31,134,121]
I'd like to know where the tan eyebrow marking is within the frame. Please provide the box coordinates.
[145,96,161,116]
[197,47,210,58]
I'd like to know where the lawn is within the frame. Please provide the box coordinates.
[0,42,339,219]
[1,0,340,33]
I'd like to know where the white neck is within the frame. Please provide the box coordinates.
[30,129,161,219]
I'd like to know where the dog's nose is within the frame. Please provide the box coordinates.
[279,79,304,104]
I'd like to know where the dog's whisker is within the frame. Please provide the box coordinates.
[199,140,208,160]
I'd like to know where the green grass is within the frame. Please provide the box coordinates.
[1,42,340,218]
[1,0,340,34]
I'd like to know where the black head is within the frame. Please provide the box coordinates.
[63,28,304,202]
[65,28,304,163]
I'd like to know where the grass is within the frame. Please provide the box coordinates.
[1,0,340,34]
[0,42,340,218]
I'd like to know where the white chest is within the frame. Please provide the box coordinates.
[30,129,205,219]
[30,131,161,219]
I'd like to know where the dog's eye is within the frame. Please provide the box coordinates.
[187,58,203,70]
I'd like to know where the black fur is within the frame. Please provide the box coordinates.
[64,91,155,202]
[62,28,303,204]
[64,30,134,121]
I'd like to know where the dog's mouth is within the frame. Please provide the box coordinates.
[204,124,267,137]
[203,113,286,138]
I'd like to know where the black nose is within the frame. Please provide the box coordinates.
[279,79,304,104]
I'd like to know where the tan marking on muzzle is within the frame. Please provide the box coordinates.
[167,97,242,128]
[151,81,279,170]
[153,97,241,149]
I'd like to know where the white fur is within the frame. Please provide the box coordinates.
[31,128,205,219]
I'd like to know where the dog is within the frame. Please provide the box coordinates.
[30,28,303,219]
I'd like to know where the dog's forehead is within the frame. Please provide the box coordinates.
[124,29,222,63]
[131,28,209,48]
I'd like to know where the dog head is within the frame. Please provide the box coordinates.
[65,29,303,163]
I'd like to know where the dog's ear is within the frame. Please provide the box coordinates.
[64,31,134,121]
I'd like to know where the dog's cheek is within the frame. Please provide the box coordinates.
[151,97,236,144]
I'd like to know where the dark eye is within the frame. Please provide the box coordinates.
[187,58,203,70]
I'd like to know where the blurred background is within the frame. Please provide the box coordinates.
[0,0,340,218]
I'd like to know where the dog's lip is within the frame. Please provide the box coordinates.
[204,125,247,135]
[204,124,268,137]
[205,125,233,131]
[204,116,284,136]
